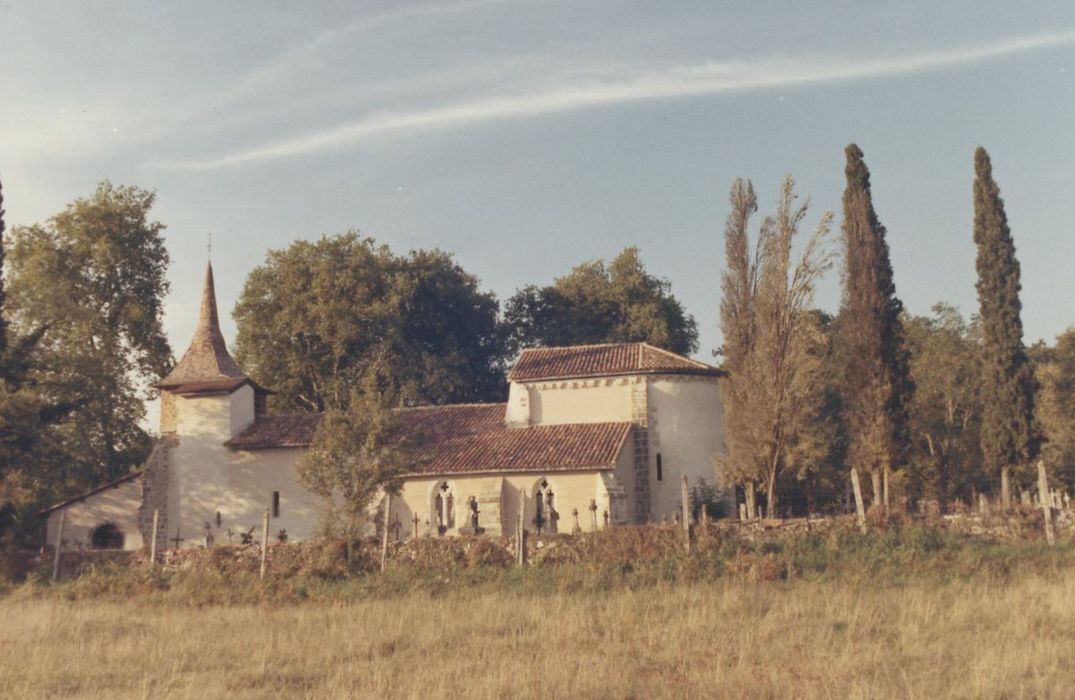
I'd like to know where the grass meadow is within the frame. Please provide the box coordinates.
[3,519,1074,698]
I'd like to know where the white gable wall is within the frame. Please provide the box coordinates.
[45,477,144,551]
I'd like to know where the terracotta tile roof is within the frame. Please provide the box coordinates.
[412,421,631,475]
[509,342,724,382]
[156,263,248,390]
[226,403,631,475]
[225,413,323,449]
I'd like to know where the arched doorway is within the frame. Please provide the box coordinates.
[90,523,125,550]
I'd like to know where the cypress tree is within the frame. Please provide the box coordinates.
[839,144,913,508]
[973,147,1034,507]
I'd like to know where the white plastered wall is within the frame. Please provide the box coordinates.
[525,378,634,425]
[45,477,144,551]
[167,385,321,547]
[646,376,727,519]
[393,468,628,538]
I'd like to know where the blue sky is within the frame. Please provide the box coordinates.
[2,1,1073,365]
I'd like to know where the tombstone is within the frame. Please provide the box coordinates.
[203,522,214,547]
[588,500,598,531]
[459,496,485,536]
[477,485,504,536]
[571,508,581,535]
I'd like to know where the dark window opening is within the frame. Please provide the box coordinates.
[656,454,663,481]
[272,491,280,518]
[90,523,125,550]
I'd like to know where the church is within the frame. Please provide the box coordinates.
[43,264,726,550]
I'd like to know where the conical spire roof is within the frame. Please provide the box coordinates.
[157,263,247,390]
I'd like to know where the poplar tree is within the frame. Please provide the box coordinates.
[973,147,1034,507]
[718,177,833,517]
[839,144,913,509]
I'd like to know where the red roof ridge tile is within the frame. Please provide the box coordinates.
[509,341,723,382]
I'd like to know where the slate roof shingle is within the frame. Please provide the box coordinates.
[156,263,248,391]
[508,342,724,382]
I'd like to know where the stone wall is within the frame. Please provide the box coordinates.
[630,380,651,523]
[138,436,176,549]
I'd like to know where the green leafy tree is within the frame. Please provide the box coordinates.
[781,310,848,516]
[505,246,698,356]
[973,147,1035,507]
[234,233,507,413]
[905,304,983,513]
[839,144,914,509]
[1030,330,1075,491]
[2,182,171,535]
[296,369,419,538]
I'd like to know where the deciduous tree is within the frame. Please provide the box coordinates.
[718,177,834,516]
[1030,329,1075,491]
[296,368,419,538]
[905,304,982,513]
[233,233,507,412]
[505,246,698,356]
[2,182,171,535]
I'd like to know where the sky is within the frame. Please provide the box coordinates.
[1,1,1074,372]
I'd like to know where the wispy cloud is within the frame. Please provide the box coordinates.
[221,0,514,103]
[165,30,1075,170]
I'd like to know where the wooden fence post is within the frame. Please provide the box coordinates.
[148,509,159,569]
[380,494,392,572]
[681,475,691,551]
[51,512,66,582]
[850,469,868,535]
[516,489,526,567]
[259,507,270,579]
[1038,460,1055,546]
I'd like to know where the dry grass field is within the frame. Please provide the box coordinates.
[3,573,1075,699]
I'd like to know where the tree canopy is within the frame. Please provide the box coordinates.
[504,246,698,356]
[905,304,983,513]
[233,233,507,413]
[1,182,171,538]
[296,369,420,538]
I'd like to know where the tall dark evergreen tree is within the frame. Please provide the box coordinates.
[839,144,913,508]
[973,147,1035,507]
